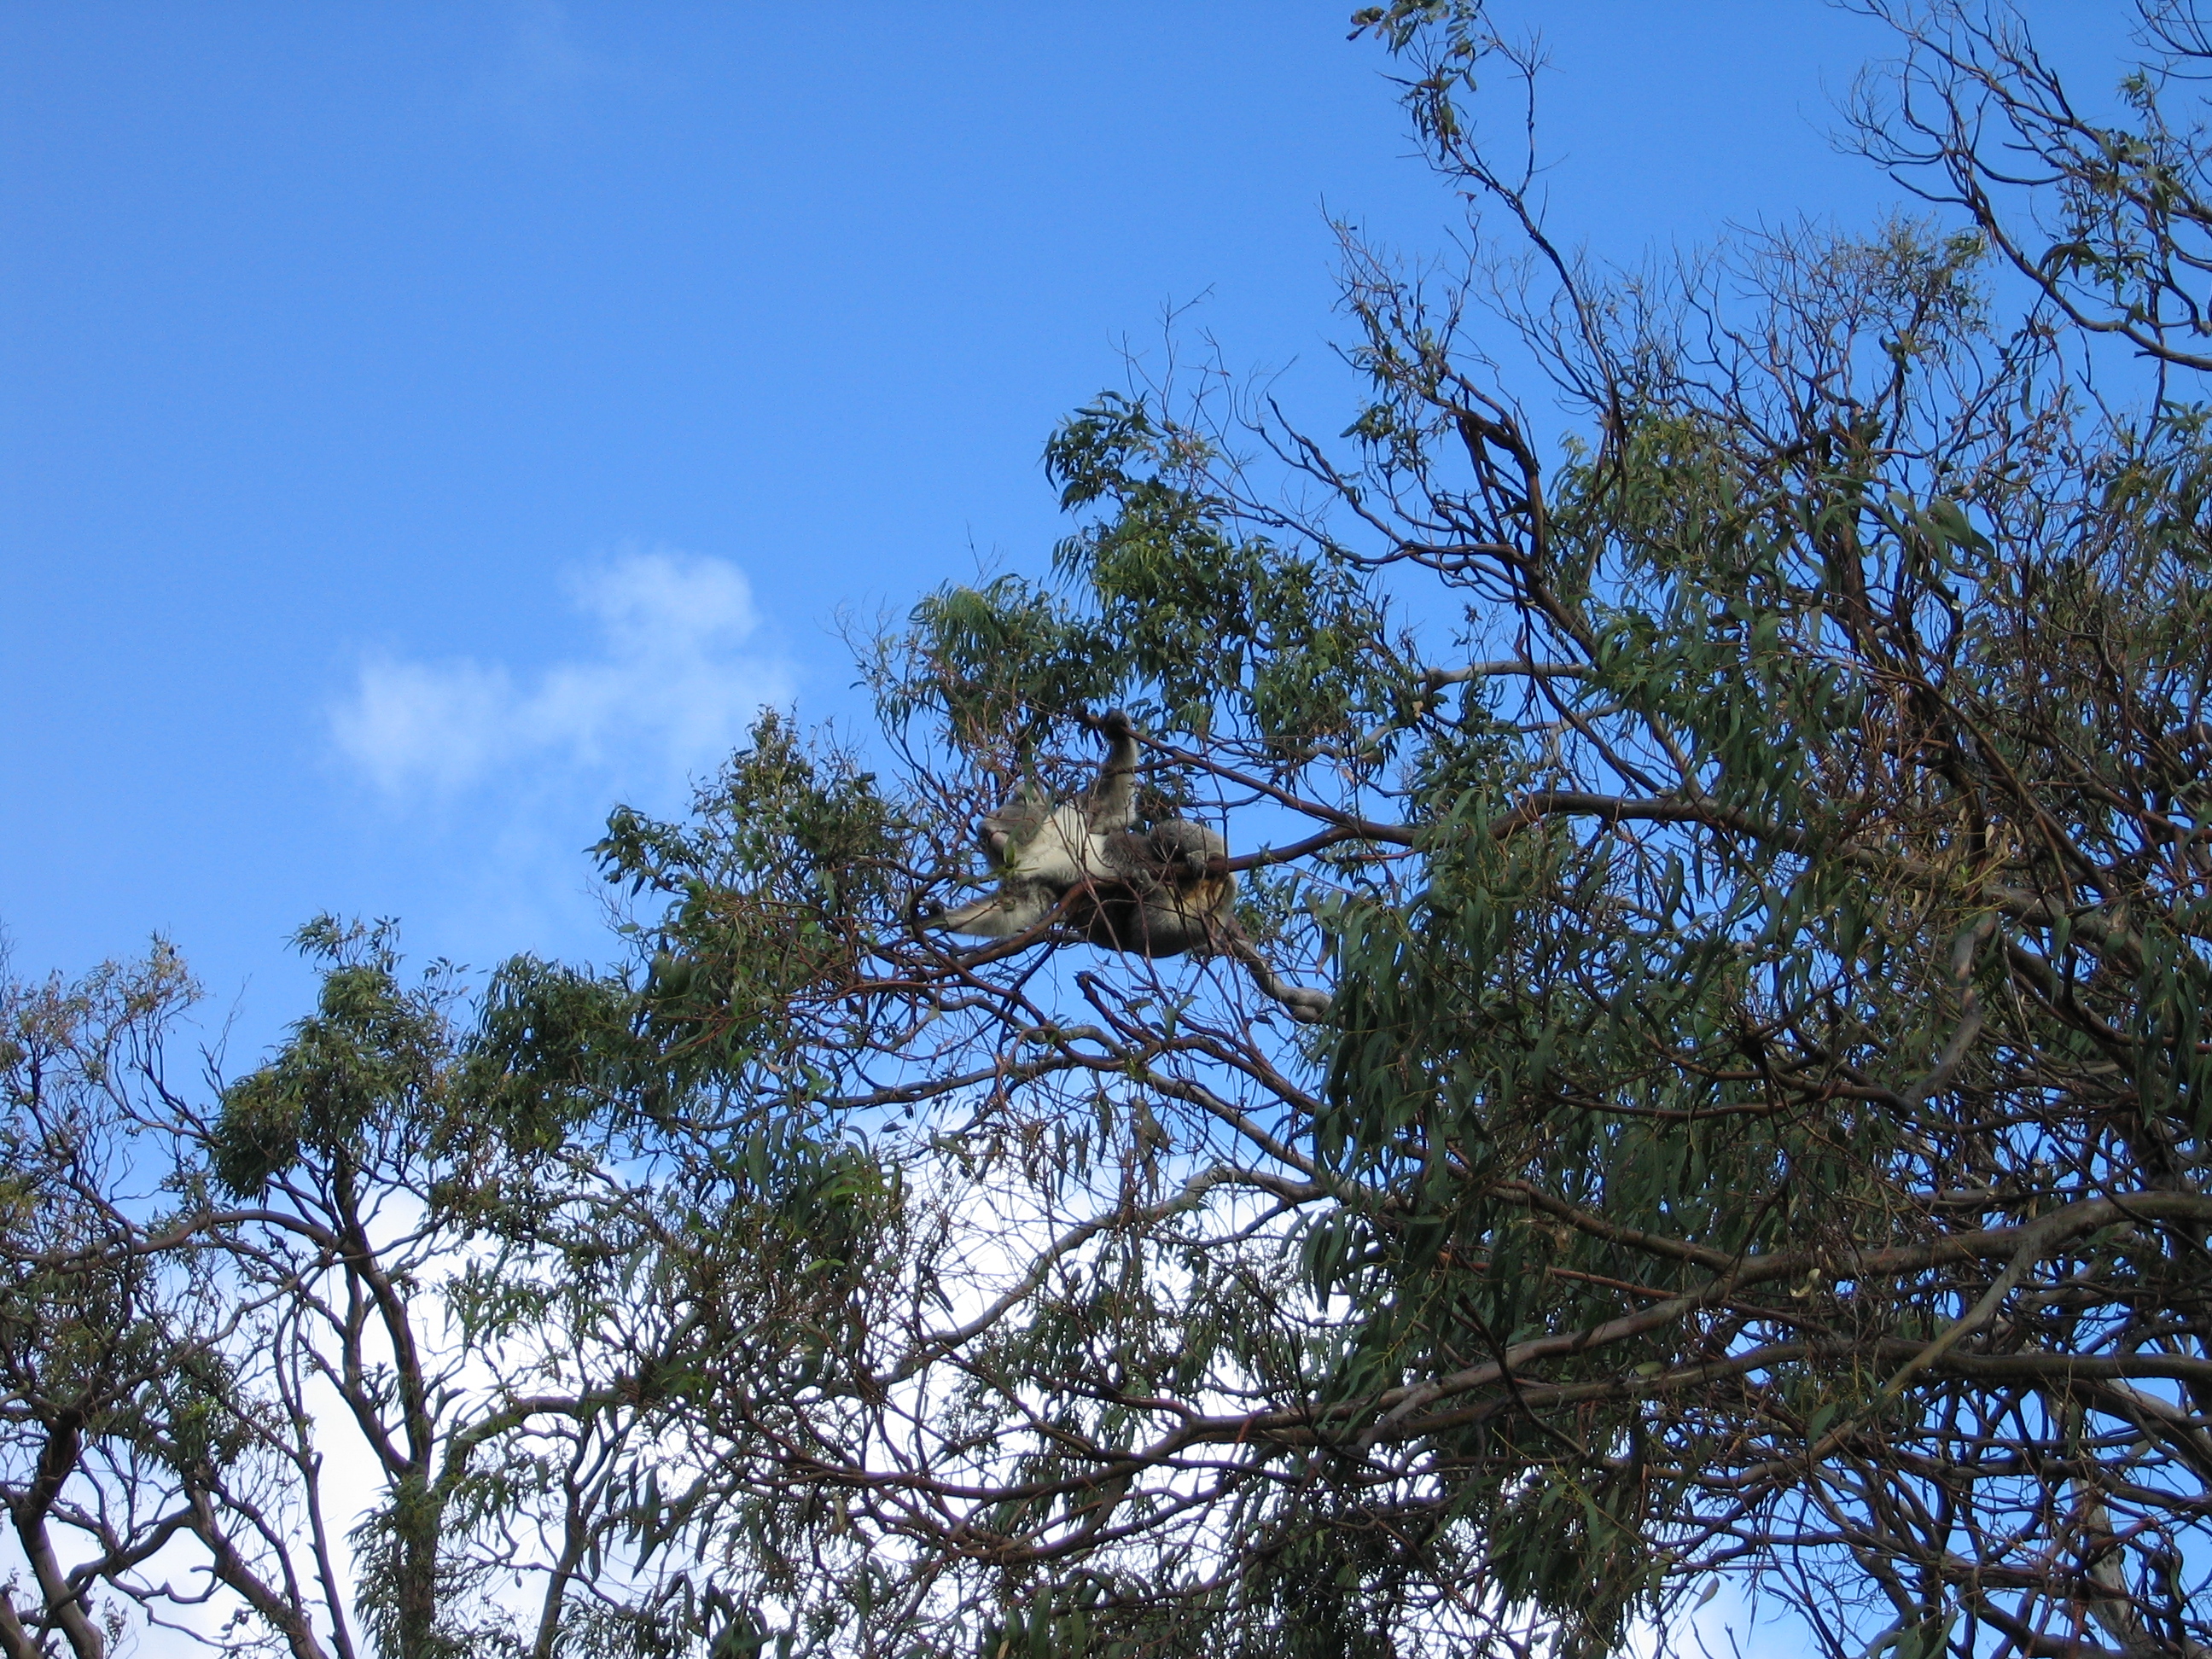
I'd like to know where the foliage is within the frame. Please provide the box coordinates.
[1,921,877,1659]
[12,4,2212,1657]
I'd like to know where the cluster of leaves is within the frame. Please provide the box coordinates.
[885,391,1409,765]
[591,710,909,1106]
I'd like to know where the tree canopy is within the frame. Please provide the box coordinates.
[9,3,2212,1657]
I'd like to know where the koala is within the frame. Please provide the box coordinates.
[923,713,1330,1022]
[928,712,1233,957]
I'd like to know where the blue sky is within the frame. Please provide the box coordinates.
[0,1,2128,1058]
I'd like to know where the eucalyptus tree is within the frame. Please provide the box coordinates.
[12,3,2212,1657]
[565,4,2212,1654]
[0,922,870,1659]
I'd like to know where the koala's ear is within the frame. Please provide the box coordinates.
[992,782,1050,824]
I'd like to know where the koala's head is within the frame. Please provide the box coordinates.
[978,783,1054,867]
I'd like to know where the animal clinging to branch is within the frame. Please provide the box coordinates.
[923,711,1331,1021]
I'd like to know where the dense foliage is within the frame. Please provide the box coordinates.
[9,3,2212,1656]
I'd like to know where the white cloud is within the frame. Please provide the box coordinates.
[330,548,789,800]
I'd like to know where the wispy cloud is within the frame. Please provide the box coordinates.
[473,0,649,132]
[492,0,596,103]
[331,549,789,801]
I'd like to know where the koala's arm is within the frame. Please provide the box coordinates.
[932,882,1060,939]
[1085,711,1141,834]
[1148,818,1228,882]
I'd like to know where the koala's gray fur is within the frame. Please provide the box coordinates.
[930,712,1232,957]
[923,713,1331,1022]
